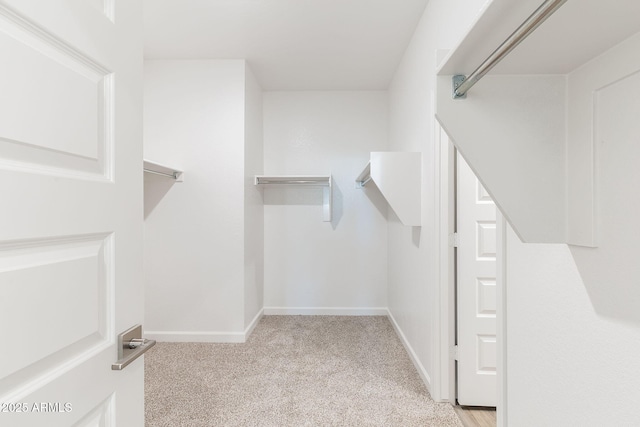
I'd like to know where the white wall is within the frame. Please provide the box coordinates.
[387,0,487,391]
[503,32,640,425]
[143,60,253,341]
[262,91,389,314]
[244,66,264,330]
[505,225,640,426]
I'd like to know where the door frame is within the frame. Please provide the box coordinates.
[432,121,508,426]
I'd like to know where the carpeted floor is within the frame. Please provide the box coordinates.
[145,316,463,426]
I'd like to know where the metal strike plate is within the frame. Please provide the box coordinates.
[111,324,156,371]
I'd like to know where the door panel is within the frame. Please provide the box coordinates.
[0,235,111,382]
[0,1,112,179]
[457,152,497,406]
[0,1,143,426]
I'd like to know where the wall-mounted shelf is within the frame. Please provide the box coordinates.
[143,160,183,182]
[356,152,421,226]
[254,175,332,222]
[435,0,640,245]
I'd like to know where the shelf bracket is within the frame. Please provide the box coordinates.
[143,160,183,182]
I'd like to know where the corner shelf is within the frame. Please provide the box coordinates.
[254,175,332,222]
[356,152,421,226]
[143,160,183,182]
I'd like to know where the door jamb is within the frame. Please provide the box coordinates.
[431,123,457,403]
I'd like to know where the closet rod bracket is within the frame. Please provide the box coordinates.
[356,176,372,188]
[452,75,467,99]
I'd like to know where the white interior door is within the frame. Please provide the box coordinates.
[0,1,144,426]
[456,151,497,407]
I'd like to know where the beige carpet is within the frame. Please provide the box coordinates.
[145,316,463,426]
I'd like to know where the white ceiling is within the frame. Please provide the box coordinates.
[143,0,429,90]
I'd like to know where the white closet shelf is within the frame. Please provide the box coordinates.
[254,175,332,222]
[356,152,421,227]
[437,0,639,77]
[436,0,640,245]
[143,160,183,182]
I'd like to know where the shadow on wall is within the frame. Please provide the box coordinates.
[263,185,343,227]
[331,180,343,230]
[412,226,421,247]
[360,181,387,221]
[568,71,640,325]
[362,180,419,247]
[144,174,176,219]
[570,245,640,325]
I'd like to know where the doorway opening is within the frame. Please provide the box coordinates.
[435,123,506,426]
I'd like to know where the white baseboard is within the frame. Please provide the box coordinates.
[145,308,265,344]
[263,307,388,316]
[386,308,432,392]
[245,308,264,339]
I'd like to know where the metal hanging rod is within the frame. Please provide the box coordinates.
[355,162,372,188]
[254,176,330,186]
[144,168,179,180]
[453,0,567,99]
[358,176,373,187]
[257,179,324,185]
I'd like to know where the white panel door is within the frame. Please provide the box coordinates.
[0,1,143,426]
[457,152,497,406]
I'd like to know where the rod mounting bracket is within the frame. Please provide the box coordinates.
[453,75,467,99]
